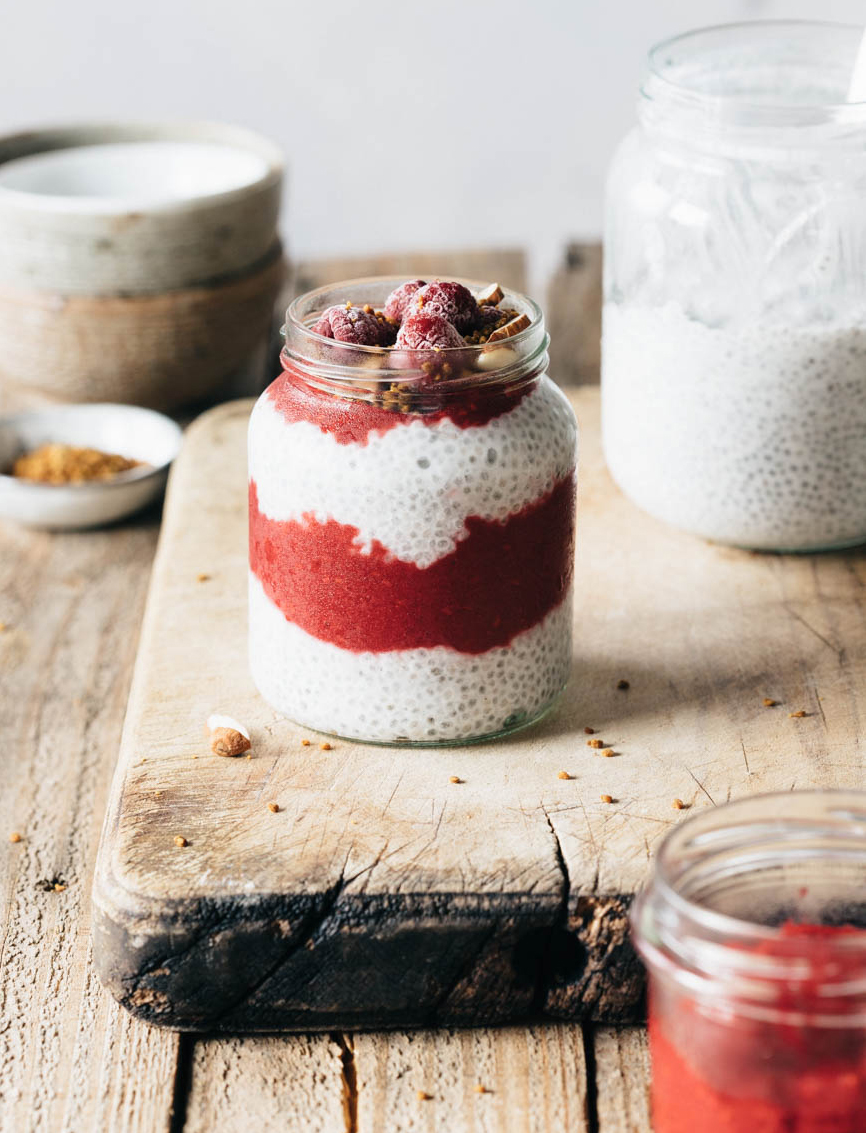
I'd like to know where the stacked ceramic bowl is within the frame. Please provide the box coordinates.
[0,122,285,410]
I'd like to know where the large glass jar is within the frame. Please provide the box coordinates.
[603,21,866,551]
[248,278,577,745]
[633,791,866,1133]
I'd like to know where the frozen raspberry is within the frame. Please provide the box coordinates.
[478,304,508,332]
[311,304,389,346]
[383,279,426,323]
[395,312,466,351]
[411,281,478,333]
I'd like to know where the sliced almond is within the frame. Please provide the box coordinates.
[484,313,530,346]
[476,345,518,372]
[206,713,251,757]
[475,282,504,306]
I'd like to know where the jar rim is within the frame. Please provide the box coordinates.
[633,790,866,1019]
[642,20,866,134]
[281,275,549,394]
[285,275,542,352]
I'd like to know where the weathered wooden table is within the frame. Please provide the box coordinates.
[3,248,863,1132]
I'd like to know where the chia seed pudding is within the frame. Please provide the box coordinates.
[602,22,866,551]
[248,277,578,744]
[603,303,866,550]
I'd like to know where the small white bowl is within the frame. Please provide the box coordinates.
[0,403,182,529]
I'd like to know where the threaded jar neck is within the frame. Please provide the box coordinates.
[639,21,866,154]
[280,276,549,409]
[633,790,866,1026]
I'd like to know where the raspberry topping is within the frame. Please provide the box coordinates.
[411,281,478,333]
[311,304,392,346]
[383,280,426,323]
[395,312,466,351]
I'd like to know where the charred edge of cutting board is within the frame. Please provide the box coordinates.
[91,869,644,1031]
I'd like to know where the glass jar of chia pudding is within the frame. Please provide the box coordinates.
[633,791,866,1133]
[603,21,866,551]
[248,277,577,745]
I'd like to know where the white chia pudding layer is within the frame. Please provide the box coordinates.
[602,302,866,550]
[249,378,577,567]
[249,573,572,744]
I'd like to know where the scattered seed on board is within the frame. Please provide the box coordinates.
[301,739,311,746]
[475,1084,488,1094]
[617,679,630,690]
[584,726,595,734]
[196,573,211,582]
[417,1090,432,1101]
[558,770,571,780]
[600,794,614,804]
[268,802,280,813]
[672,798,685,810]
[601,748,614,758]
[9,831,21,843]
[320,742,332,750]
[763,698,777,708]
[174,835,188,847]
[789,710,807,718]
[587,738,603,749]
[449,776,462,784]
[36,877,65,892]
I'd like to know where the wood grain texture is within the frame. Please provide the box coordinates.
[1,248,652,1133]
[546,243,602,386]
[352,1025,588,1133]
[184,1034,347,1133]
[594,1029,651,1133]
[93,385,866,1034]
[0,511,181,1132]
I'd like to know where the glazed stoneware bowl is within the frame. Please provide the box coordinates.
[0,122,285,410]
[0,122,284,295]
[0,402,182,529]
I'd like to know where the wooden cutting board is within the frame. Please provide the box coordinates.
[92,389,866,1032]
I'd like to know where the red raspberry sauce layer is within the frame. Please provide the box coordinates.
[249,474,575,654]
[268,365,532,445]
[649,923,866,1133]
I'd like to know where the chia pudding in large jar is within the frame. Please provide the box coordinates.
[603,21,866,551]
[248,277,577,744]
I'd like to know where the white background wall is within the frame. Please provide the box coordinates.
[2,0,864,287]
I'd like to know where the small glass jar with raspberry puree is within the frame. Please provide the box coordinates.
[632,791,866,1133]
[248,276,578,745]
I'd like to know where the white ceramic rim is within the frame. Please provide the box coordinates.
[0,403,183,493]
[0,121,284,217]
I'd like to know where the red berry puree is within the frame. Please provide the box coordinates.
[249,473,575,653]
[650,922,866,1133]
[268,363,532,445]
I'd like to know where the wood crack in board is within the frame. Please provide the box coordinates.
[91,389,866,1032]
